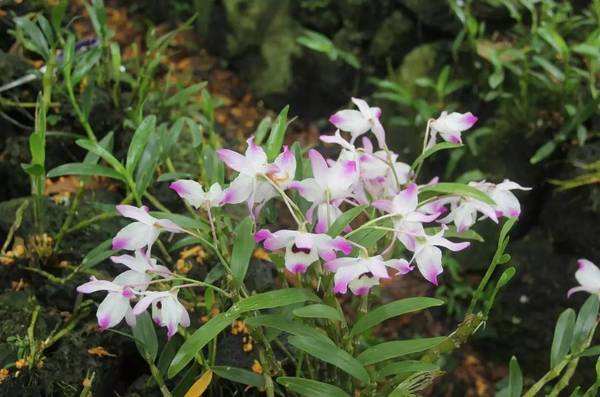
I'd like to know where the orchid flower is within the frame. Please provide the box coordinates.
[255,229,352,274]
[568,259,600,297]
[291,149,358,232]
[133,291,190,339]
[77,270,152,330]
[111,249,172,278]
[429,111,478,146]
[438,196,499,232]
[218,138,296,217]
[112,205,184,251]
[325,255,413,294]
[169,180,225,210]
[411,227,470,285]
[372,183,440,251]
[471,180,530,218]
[329,97,386,148]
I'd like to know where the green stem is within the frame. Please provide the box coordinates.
[64,74,96,142]
[27,306,41,369]
[421,313,485,363]
[54,183,84,251]
[148,359,172,397]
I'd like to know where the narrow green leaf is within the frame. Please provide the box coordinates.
[508,356,523,397]
[348,227,388,251]
[411,142,462,170]
[72,47,102,85]
[126,115,156,174]
[375,360,439,380]
[76,139,125,175]
[47,162,125,180]
[351,297,444,336]
[84,132,114,165]
[135,134,162,196]
[235,288,319,313]
[157,335,182,376]
[578,345,600,357]
[230,217,255,285]
[357,337,445,365]
[15,17,49,59]
[572,295,600,349]
[157,172,193,182]
[288,335,370,383]
[277,377,350,397]
[253,116,272,145]
[327,205,367,237]
[168,311,240,378]
[212,366,265,388]
[132,311,158,363]
[530,140,557,164]
[293,304,342,322]
[419,182,495,205]
[244,314,334,345]
[265,105,289,161]
[550,308,576,368]
[81,239,117,268]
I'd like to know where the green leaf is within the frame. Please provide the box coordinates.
[230,217,255,285]
[47,163,125,180]
[530,140,557,164]
[76,139,126,175]
[212,366,265,388]
[550,308,576,368]
[164,82,206,107]
[135,134,162,196]
[288,335,370,383]
[348,227,388,251]
[351,297,444,336]
[265,105,289,161]
[157,335,182,376]
[357,337,445,365]
[84,132,114,165]
[293,304,342,322]
[81,239,117,268]
[327,205,367,237]
[254,116,272,145]
[236,289,319,313]
[376,360,439,380]
[21,163,45,177]
[126,115,156,174]
[168,311,240,378]
[132,311,158,363]
[15,17,49,59]
[411,142,462,170]
[578,345,600,357]
[244,314,334,345]
[277,377,350,397]
[72,47,102,85]
[497,266,516,289]
[572,295,600,350]
[419,182,495,205]
[508,356,523,397]
[157,172,194,182]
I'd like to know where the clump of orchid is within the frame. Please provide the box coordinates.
[77,98,531,394]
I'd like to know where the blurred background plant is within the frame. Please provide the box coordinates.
[0,0,598,396]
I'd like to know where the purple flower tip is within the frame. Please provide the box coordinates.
[112,237,127,250]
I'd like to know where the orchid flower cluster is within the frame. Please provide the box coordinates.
[77,97,530,337]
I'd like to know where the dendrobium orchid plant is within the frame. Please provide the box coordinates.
[77,99,534,395]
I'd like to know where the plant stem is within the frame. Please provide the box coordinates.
[27,306,41,369]
[148,359,172,397]
[54,182,84,251]
[421,313,485,363]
